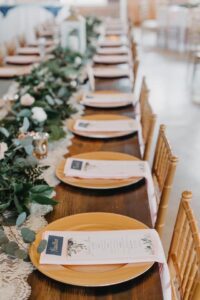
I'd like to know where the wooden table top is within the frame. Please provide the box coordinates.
[28,64,163,299]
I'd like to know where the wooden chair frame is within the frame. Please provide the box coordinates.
[152,125,178,237]
[139,77,157,161]
[168,191,200,300]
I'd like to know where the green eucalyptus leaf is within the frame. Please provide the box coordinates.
[13,183,23,193]
[13,138,21,146]
[54,98,63,105]
[21,228,36,243]
[0,235,9,245]
[37,239,47,253]
[20,136,33,147]
[24,144,34,155]
[45,95,55,105]
[25,155,38,167]
[49,125,66,141]
[0,127,10,137]
[30,185,53,195]
[16,212,27,227]
[20,117,30,133]
[0,230,9,245]
[31,194,58,206]
[18,109,31,118]
[2,241,19,257]
[14,249,28,260]
[0,201,11,212]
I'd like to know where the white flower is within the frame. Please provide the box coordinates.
[0,142,8,160]
[75,56,82,66]
[20,93,35,106]
[70,80,77,88]
[31,107,47,123]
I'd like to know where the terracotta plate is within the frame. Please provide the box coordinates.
[29,212,153,287]
[56,151,143,189]
[67,114,136,139]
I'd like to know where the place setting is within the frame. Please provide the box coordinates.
[80,91,134,108]
[29,212,166,287]
[92,66,132,79]
[67,114,139,139]
[0,65,32,78]
[17,45,55,56]
[55,151,147,190]
[96,46,129,55]
[98,35,128,48]
[93,54,130,65]
[5,55,41,65]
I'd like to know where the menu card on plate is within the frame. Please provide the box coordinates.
[81,92,133,105]
[74,119,139,132]
[40,229,165,265]
[64,159,146,179]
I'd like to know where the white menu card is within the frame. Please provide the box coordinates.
[74,119,139,132]
[64,159,146,179]
[40,229,165,265]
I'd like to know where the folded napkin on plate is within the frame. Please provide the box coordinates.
[74,119,139,132]
[81,92,133,104]
[40,229,165,265]
[64,158,146,179]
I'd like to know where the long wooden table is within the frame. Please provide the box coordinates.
[28,67,163,299]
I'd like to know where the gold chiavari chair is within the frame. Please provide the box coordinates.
[139,77,157,161]
[5,40,17,56]
[168,191,200,300]
[152,125,178,237]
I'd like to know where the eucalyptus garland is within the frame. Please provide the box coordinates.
[0,16,101,259]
